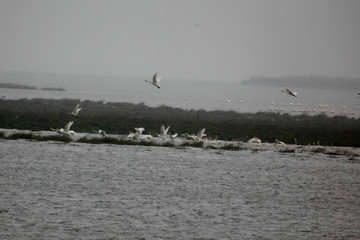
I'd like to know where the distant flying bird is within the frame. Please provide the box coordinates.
[145,73,162,89]
[93,129,108,138]
[281,88,297,97]
[188,128,206,142]
[68,103,81,118]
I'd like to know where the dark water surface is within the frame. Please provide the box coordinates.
[1,139,359,239]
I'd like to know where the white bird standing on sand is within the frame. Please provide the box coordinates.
[128,127,145,138]
[170,133,178,140]
[189,128,206,142]
[93,129,108,138]
[159,125,170,138]
[281,88,297,97]
[248,137,262,144]
[135,127,145,135]
[274,139,286,146]
[145,73,162,89]
[68,103,81,118]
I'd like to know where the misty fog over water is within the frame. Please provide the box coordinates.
[0,72,359,118]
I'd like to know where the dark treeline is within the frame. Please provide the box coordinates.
[0,98,359,147]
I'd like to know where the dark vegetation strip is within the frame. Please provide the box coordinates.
[0,98,360,147]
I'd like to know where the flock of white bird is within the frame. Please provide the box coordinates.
[50,74,359,146]
[225,86,359,118]
[50,73,210,143]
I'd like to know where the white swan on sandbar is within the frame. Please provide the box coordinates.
[128,127,145,138]
[135,127,145,135]
[93,129,108,138]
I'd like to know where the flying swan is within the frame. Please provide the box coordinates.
[188,128,206,142]
[68,103,82,118]
[281,88,297,97]
[51,121,76,136]
[159,125,170,139]
[145,73,162,89]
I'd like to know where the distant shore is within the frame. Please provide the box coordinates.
[241,76,360,91]
[0,83,66,91]
[1,128,359,158]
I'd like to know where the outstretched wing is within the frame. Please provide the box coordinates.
[153,73,162,84]
[65,121,73,132]
[153,73,158,84]
[196,128,206,139]
[164,126,170,135]
[160,125,165,135]
[75,104,81,114]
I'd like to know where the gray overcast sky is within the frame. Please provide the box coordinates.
[0,0,359,81]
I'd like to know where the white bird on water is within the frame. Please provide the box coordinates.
[145,73,162,89]
[68,103,81,118]
[281,88,297,97]
[93,129,108,138]
[189,128,206,142]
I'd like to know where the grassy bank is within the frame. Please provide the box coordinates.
[0,98,359,147]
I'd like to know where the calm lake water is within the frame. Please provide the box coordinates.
[1,139,359,239]
[1,78,359,118]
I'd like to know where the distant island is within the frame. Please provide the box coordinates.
[0,83,66,91]
[241,76,360,91]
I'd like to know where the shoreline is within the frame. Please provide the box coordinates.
[1,128,359,158]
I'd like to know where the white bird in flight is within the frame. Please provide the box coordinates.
[281,88,297,97]
[159,125,170,138]
[51,121,75,136]
[145,73,162,89]
[68,103,81,118]
[189,128,206,142]
[63,121,76,136]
